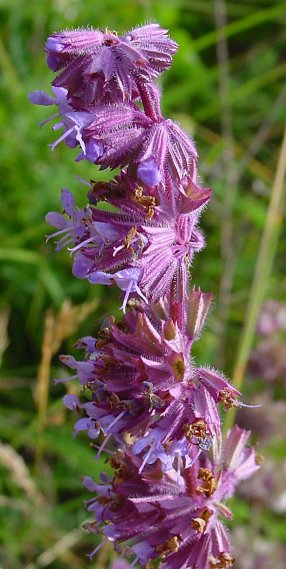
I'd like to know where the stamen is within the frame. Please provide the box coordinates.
[255,453,264,465]
[104,28,118,37]
[86,539,107,560]
[95,432,112,459]
[68,236,95,254]
[46,226,72,242]
[124,227,138,248]
[155,536,180,559]
[113,244,125,256]
[75,125,85,152]
[184,419,208,440]
[191,517,206,533]
[132,187,157,219]
[196,468,217,497]
[237,401,262,409]
[138,439,156,474]
[54,374,78,384]
[90,444,114,455]
[105,410,126,433]
[218,388,237,410]
[55,236,74,251]
[135,284,148,304]
[40,112,60,127]
[184,419,212,451]
[121,279,134,313]
[209,552,235,568]
[49,126,75,150]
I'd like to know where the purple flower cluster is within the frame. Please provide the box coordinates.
[62,290,246,473]
[46,176,209,307]
[46,25,178,104]
[32,22,261,569]
[83,426,261,569]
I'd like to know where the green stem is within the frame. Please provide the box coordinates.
[224,124,286,432]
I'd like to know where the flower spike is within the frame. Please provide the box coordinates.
[31,19,260,568]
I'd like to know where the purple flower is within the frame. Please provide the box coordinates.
[220,425,262,496]
[31,21,261,569]
[60,291,246,470]
[47,179,210,305]
[31,84,197,185]
[29,86,95,153]
[45,188,87,250]
[83,426,261,569]
[63,393,80,410]
[83,93,198,184]
[46,24,178,103]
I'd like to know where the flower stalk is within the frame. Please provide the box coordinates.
[31,22,262,569]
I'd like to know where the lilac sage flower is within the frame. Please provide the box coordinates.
[31,19,261,569]
[29,87,96,153]
[82,85,198,184]
[47,177,210,306]
[46,24,178,103]
[31,83,197,185]
[83,426,261,568]
[61,290,247,472]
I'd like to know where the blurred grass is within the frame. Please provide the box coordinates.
[1,0,286,567]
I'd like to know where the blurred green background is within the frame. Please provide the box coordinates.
[1,0,286,567]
